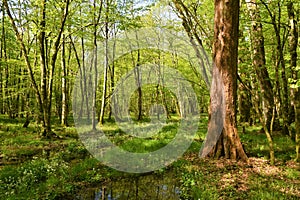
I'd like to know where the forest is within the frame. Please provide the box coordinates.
[0,0,299,199]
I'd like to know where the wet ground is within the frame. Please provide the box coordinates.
[76,172,180,200]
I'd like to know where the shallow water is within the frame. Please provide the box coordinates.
[76,172,180,200]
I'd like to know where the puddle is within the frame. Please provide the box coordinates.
[76,172,181,200]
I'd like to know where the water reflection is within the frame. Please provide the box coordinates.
[76,172,180,200]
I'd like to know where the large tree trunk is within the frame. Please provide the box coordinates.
[205,0,247,161]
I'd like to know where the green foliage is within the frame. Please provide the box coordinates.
[1,0,300,198]
[0,158,70,199]
[240,126,296,161]
[1,118,300,199]
[179,170,220,199]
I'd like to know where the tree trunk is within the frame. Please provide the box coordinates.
[246,0,275,132]
[261,1,290,135]
[108,28,117,120]
[79,0,89,120]
[1,4,9,114]
[205,0,248,161]
[157,52,171,120]
[238,81,251,123]
[246,0,276,164]
[38,0,50,135]
[71,37,84,119]
[5,0,42,121]
[1,3,6,115]
[81,32,89,120]
[92,3,99,129]
[4,0,69,137]
[61,33,68,126]
[294,91,300,162]
[275,6,289,136]
[97,0,105,125]
[172,0,211,86]
[99,26,108,125]
[129,29,143,121]
[46,0,70,137]
[135,49,143,121]
[287,2,299,162]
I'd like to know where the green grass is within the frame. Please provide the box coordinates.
[0,115,299,199]
[240,125,296,160]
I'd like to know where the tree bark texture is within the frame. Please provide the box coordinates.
[208,0,248,161]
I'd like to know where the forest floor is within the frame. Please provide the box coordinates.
[0,115,299,200]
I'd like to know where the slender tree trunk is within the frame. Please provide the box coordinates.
[43,0,70,137]
[261,1,290,135]
[0,3,6,115]
[71,37,84,119]
[4,56,9,117]
[92,0,98,129]
[157,52,171,119]
[135,49,143,121]
[108,31,116,120]
[61,34,67,126]
[46,0,69,136]
[171,52,182,117]
[238,82,251,123]
[4,0,69,137]
[205,0,248,161]
[38,0,50,135]
[155,84,160,119]
[246,0,275,131]
[0,4,5,114]
[287,2,299,162]
[294,91,300,162]
[16,0,23,118]
[17,63,23,118]
[129,28,143,121]
[92,36,98,129]
[172,0,211,86]
[246,0,276,164]
[81,34,89,120]
[4,0,43,115]
[99,1,108,125]
[0,65,2,115]
[159,87,171,119]
[275,8,289,136]
[251,75,275,165]
[273,45,281,130]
